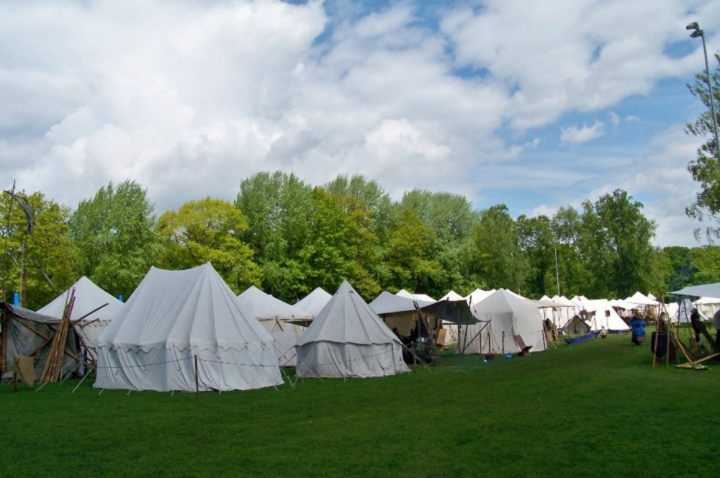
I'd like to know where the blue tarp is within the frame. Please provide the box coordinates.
[564,331,598,345]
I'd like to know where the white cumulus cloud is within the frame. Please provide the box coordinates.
[560,121,605,145]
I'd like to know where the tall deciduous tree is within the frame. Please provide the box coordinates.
[550,206,588,298]
[385,208,442,296]
[235,171,312,297]
[579,189,656,298]
[400,189,480,295]
[663,246,693,292]
[298,188,380,300]
[324,175,395,243]
[690,245,720,285]
[471,204,527,293]
[517,214,556,298]
[68,180,159,299]
[156,197,262,293]
[686,53,720,241]
[0,190,78,309]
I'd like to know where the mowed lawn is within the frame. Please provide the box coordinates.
[3,332,719,478]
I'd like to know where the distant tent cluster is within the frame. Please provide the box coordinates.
[6,263,720,392]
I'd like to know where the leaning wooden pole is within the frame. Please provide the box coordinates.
[40,290,75,382]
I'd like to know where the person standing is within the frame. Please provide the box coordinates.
[691,308,703,344]
[629,310,645,346]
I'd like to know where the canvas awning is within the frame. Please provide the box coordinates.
[672,283,720,299]
[420,299,478,325]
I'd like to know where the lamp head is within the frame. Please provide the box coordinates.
[686,22,699,30]
[690,30,703,38]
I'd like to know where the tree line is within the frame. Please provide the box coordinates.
[0,172,711,310]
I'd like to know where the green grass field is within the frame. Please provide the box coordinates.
[3,332,719,477]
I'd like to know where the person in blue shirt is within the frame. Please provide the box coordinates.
[630,310,646,346]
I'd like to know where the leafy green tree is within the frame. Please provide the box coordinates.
[324,174,397,289]
[385,208,443,296]
[646,248,673,301]
[663,246,693,293]
[296,188,381,300]
[400,189,480,295]
[685,53,720,241]
[690,245,720,284]
[324,174,396,244]
[68,180,160,300]
[550,206,588,297]
[156,197,262,293]
[579,190,656,298]
[235,172,312,296]
[0,190,79,309]
[517,214,556,298]
[471,204,528,293]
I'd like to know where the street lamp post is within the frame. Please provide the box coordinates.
[687,22,720,162]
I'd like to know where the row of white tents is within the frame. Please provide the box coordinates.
[10,265,719,393]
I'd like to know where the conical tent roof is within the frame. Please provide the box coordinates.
[626,291,657,306]
[551,295,577,307]
[466,288,495,305]
[582,299,630,331]
[38,276,123,322]
[472,289,542,319]
[98,263,272,352]
[459,289,546,354]
[370,291,433,315]
[95,263,281,392]
[296,288,332,317]
[296,281,400,347]
[237,286,312,322]
[396,289,436,302]
[37,276,124,344]
[440,290,464,301]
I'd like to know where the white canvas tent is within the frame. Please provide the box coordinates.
[694,297,720,319]
[237,286,313,367]
[296,287,332,318]
[582,299,630,332]
[562,315,592,335]
[458,289,546,355]
[37,276,123,346]
[369,291,434,336]
[550,295,579,329]
[465,288,495,306]
[396,289,436,302]
[627,292,657,306]
[670,299,708,323]
[295,280,410,378]
[94,263,282,392]
[440,290,464,301]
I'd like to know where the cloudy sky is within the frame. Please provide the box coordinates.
[1,0,719,246]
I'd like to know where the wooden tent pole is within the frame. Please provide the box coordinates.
[194,354,199,400]
[652,315,661,368]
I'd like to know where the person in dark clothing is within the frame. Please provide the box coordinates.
[691,308,702,343]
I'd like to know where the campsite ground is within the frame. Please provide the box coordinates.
[3,330,720,477]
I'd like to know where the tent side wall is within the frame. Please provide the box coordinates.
[94,345,282,392]
[295,341,409,378]
[458,311,546,355]
[2,306,82,380]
